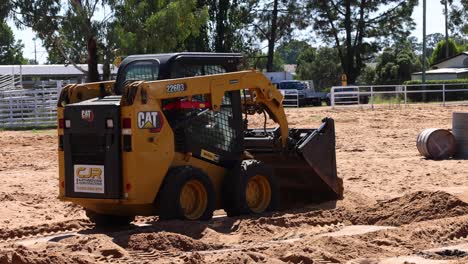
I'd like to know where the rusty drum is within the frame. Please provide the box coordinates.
[416,128,456,159]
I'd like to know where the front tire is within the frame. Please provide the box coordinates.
[224,160,279,217]
[156,166,215,221]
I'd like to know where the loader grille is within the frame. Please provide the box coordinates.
[70,134,106,164]
[187,105,236,152]
[166,92,243,167]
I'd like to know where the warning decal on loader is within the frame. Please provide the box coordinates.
[201,149,220,163]
[137,111,163,130]
[74,165,105,193]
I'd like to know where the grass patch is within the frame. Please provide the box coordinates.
[369,94,406,104]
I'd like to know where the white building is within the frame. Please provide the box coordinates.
[0,64,118,89]
[411,51,468,81]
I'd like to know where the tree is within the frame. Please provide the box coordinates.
[250,0,307,72]
[448,0,468,40]
[375,41,421,85]
[208,0,252,52]
[13,0,111,81]
[426,33,445,57]
[0,22,26,65]
[0,1,25,65]
[356,66,376,85]
[296,47,342,91]
[251,52,285,72]
[430,38,461,65]
[308,0,418,84]
[276,40,311,64]
[112,0,208,55]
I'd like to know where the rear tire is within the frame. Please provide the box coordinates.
[224,160,279,217]
[85,209,134,227]
[156,166,215,221]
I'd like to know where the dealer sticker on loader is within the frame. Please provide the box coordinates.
[74,165,105,194]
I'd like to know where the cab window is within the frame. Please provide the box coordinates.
[171,63,227,78]
[125,61,159,81]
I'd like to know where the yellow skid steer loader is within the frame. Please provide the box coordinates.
[57,53,342,225]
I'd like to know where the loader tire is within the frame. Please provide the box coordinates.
[85,209,134,227]
[156,166,215,221]
[225,160,279,217]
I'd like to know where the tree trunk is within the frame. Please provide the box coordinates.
[266,0,278,72]
[215,0,229,52]
[103,47,111,81]
[87,36,99,82]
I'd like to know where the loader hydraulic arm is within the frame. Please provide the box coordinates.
[130,70,290,147]
[57,81,116,107]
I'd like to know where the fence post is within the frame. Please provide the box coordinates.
[357,87,361,108]
[370,86,374,110]
[9,96,12,127]
[404,85,408,106]
[11,66,14,87]
[442,84,446,106]
[331,87,335,109]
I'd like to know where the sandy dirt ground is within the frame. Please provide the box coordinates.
[0,104,468,264]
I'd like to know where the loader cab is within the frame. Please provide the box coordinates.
[114,53,246,167]
[114,53,243,95]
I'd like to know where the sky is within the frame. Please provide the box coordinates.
[8,0,454,64]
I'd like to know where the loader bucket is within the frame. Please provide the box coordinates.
[245,118,342,209]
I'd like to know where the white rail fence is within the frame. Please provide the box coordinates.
[0,87,60,128]
[331,83,468,108]
[0,74,22,91]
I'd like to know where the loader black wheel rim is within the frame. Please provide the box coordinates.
[179,179,208,220]
[245,175,271,213]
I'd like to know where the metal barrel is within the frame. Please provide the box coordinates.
[416,128,456,159]
[452,112,468,158]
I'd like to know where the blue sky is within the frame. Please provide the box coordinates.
[8,0,454,64]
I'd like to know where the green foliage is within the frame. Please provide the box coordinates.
[308,0,418,84]
[251,53,285,72]
[276,40,311,64]
[356,66,376,85]
[250,0,307,71]
[113,0,208,55]
[0,22,26,64]
[14,0,110,81]
[369,94,404,105]
[375,41,421,85]
[430,38,462,64]
[207,0,252,52]
[296,47,342,91]
[448,0,468,39]
[425,33,445,59]
[404,79,468,85]
[0,1,25,64]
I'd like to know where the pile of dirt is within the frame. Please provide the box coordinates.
[115,231,224,252]
[228,209,346,240]
[0,219,90,241]
[0,246,94,264]
[406,215,468,243]
[347,191,468,226]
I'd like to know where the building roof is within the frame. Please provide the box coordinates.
[0,64,118,76]
[412,68,468,75]
[431,51,468,68]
